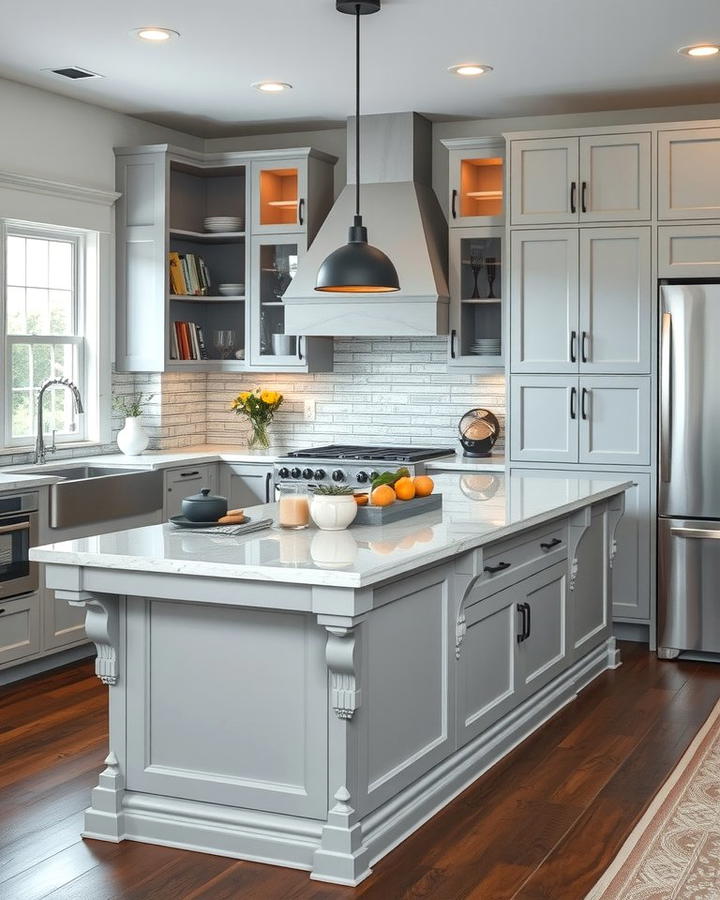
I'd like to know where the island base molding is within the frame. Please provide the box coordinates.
[80,636,618,886]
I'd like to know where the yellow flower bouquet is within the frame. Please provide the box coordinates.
[230,387,284,450]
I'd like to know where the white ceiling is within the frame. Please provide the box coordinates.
[2,0,720,137]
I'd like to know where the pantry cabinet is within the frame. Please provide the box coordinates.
[510,133,650,225]
[510,375,650,466]
[511,227,651,375]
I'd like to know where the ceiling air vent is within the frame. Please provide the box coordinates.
[47,66,103,80]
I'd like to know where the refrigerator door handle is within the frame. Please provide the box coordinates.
[660,312,672,483]
[671,527,720,540]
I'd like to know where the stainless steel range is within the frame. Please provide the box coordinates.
[273,445,454,490]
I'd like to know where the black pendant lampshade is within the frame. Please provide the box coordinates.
[315,0,400,294]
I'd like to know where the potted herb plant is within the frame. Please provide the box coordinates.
[112,392,154,456]
[230,388,284,450]
[309,484,358,531]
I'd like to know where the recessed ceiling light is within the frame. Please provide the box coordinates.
[134,27,179,42]
[252,81,293,93]
[678,43,720,57]
[448,63,493,77]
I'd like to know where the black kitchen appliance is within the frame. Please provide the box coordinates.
[458,409,500,457]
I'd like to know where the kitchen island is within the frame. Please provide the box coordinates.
[31,472,630,885]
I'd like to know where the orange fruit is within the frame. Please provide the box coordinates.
[413,475,434,497]
[394,476,416,501]
[354,493,369,506]
[371,484,396,507]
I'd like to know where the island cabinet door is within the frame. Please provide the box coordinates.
[515,562,569,699]
[125,599,327,818]
[455,583,523,750]
[353,567,456,817]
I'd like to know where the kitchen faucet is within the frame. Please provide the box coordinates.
[34,377,84,464]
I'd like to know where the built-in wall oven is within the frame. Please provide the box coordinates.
[0,493,39,601]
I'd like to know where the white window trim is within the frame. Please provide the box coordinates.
[0,219,112,451]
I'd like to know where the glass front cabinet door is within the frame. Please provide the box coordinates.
[447,140,505,228]
[251,158,308,234]
[449,227,504,369]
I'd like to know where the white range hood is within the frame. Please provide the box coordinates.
[283,112,449,337]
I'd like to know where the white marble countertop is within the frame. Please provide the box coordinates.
[425,452,505,472]
[31,472,632,590]
[0,472,61,492]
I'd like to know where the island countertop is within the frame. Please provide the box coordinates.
[31,472,632,590]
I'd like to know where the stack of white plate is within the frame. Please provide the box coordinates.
[470,338,501,356]
[218,283,245,297]
[203,216,244,234]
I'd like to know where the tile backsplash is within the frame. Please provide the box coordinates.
[3,339,505,462]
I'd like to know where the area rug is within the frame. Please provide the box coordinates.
[587,698,720,899]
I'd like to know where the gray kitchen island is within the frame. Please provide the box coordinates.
[31,472,630,885]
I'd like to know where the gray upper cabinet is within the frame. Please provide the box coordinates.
[510,133,650,225]
[115,144,336,374]
[511,229,579,373]
[510,376,579,464]
[510,138,579,226]
[658,127,720,219]
[115,150,169,373]
[579,227,651,374]
[578,134,651,222]
[578,376,651,466]
[446,140,505,228]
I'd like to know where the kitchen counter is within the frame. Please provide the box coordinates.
[425,452,505,472]
[0,472,62,491]
[33,472,626,592]
[34,471,628,886]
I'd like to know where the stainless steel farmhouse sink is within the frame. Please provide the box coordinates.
[20,465,164,529]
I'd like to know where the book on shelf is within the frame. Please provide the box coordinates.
[171,321,210,361]
[169,252,211,296]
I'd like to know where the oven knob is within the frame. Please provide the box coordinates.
[291,467,302,479]
[278,467,290,479]
[356,471,369,483]
[314,469,326,480]
[302,468,314,479]
[331,469,345,482]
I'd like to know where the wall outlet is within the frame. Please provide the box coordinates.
[304,399,316,421]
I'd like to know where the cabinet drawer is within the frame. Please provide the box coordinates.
[164,464,218,519]
[658,225,720,278]
[470,521,568,598]
[0,593,41,666]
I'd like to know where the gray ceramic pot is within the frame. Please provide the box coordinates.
[182,488,228,522]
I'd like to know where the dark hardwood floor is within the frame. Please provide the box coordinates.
[2,643,720,899]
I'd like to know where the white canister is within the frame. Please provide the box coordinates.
[309,494,358,531]
[116,417,149,456]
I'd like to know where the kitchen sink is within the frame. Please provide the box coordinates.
[18,465,165,529]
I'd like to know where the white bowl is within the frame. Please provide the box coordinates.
[218,284,245,296]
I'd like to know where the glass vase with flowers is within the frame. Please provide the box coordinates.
[230,387,284,450]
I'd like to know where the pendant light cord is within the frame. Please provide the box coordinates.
[355,3,361,219]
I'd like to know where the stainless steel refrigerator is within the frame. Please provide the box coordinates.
[658,283,720,658]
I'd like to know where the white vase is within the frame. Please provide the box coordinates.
[309,494,358,531]
[117,416,149,456]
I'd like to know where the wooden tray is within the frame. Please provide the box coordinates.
[352,493,442,526]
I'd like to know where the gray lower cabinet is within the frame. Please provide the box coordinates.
[0,592,41,665]
[220,463,275,508]
[516,562,569,695]
[572,502,612,654]
[164,464,219,519]
[511,375,650,466]
[43,590,86,650]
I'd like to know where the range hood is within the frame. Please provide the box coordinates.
[283,112,449,337]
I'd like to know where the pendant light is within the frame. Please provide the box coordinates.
[315,0,400,293]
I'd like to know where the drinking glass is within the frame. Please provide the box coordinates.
[277,483,310,530]
[213,330,237,360]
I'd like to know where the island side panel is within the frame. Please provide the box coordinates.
[124,596,328,819]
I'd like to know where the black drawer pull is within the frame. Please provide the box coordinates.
[540,538,562,551]
[484,561,511,574]
[516,603,528,643]
[179,471,200,478]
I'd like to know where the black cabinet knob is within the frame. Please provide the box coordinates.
[314,469,326,480]
[332,470,345,482]
[278,467,290,479]
[291,467,302,479]
[356,471,368,483]
[302,468,314,479]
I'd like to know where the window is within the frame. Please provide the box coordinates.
[0,219,110,450]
